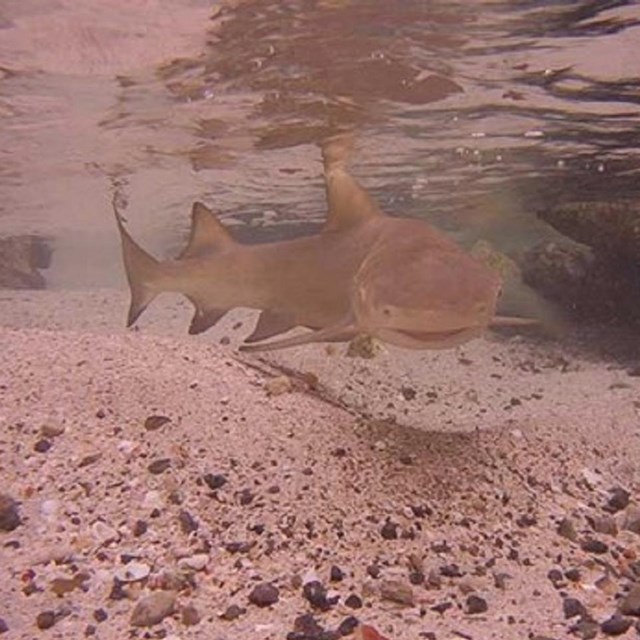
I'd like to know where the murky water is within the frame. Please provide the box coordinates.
[1,0,639,329]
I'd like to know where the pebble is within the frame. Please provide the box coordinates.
[248,582,279,607]
[345,594,363,609]
[580,538,608,554]
[588,515,618,536]
[93,609,108,623]
[557,517,578,542]
[563,597,587,619]
[148,458,172,474]
[41,424,65,438]
[130,590,177,627]
[220,604,246,621]
[338,616,359,636]
[265,375,292,396]
[569,618,599,640]
[144,415,171,431]
[329,565,344,582]
[91,520,119,545]
[114,561,151,583]
[600,615,632,636]
[379,579,414,606]
[0,494,21,531]
[181,604,201,626]
[465,594,488,614]
[0,619,7,634]
[33,438,52,453]
[203,473,227,490]
[177,510,198,534]
[380,520,398,540]
[618,582,640,616]
[604,487,630,513]
[622,505,640,535]
[177,553,209,572]
[36,611,56,630]
[302,581,333,611]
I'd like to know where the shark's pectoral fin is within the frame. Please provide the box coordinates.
[188,300,228,335]
[244,310,297,344]
[239,316,357,353]
[490,315,539,328]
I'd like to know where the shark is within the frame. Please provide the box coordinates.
[115,135,532,352]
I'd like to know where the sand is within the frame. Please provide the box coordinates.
[1,288,640,639]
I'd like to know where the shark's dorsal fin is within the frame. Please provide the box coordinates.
[244,309,296,343]
[179,202,235,259]
[321,134,384,232]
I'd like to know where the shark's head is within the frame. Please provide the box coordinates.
[353,230,503,349]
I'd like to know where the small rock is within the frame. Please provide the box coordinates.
[400,386,416,400]
[618,582,640,616]
[265,375,292,396]
[329,565,344,582]
[132,520,148,537]
[33,438,52,453]
[345,594,363,609]
[130,591,177,627]
[178,510,198,534]
[338,616,359,636]
[248,582,279,607]
[292,613,324,636]
[148,459,172,474]
[557,517,578,542]
[580,538,608,554]
[346,334,381,358]
[0,618,8,634]
[440,564,464,578]
[40,424,65,438]
[604,487,630,513]
[622,505,640,535]
[600,615,632,636]
[93,609,108,623]
[181,604,201,626]
[220,604,245,621]
[203,473,227,490]
[91,520,119,545]
[588,515,618,536]
[565,568,581,582]
[380,520,398,540]
[0,494,21,532]
[177,554,209,572]
[302,581,333,611]
[36,611,56,630]
[563,597,587,619]
[595,574,617,595]
[366,564,381,579]
[379,579,414,606]
[569,617,599,640]
[114,562,151,583]
[144,415,171,431]
[465,594,488,614]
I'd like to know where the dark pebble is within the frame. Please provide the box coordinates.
[400,386,416,400]
[600,615,632,636]
[329,565,344,582]
[563,597,587,619]
[466,594,488,614]
[345,594,362,609]
[547,568,564,586]
[0,618,8,634]
[440,564,464,578]
[565,568,581,582]
[303,581,333,611]
[238,488,255,506]
[178,510,198,534]
[132,520,148,537]
[431,601,453,615]
[516,513,537,527]
[366,564,381,579]
[93,609,107,623]
[203,473,227,490]
[108,578,127,601]
[409,570,425,585]
[569,618,599,640]
[248,582,279,607]
[618,583,640,616]
[0,494,21,532]
[33,438,52,453]
[143,415,171,431]
[225,541,254,554]
[380,520,398,540]
[580,538,608,554]
[36,611,56,630]
[587,515,618,536]
[338,616,359,636]
[147,458,171,474]
[220,604,246,621]
[85,623,96,636]
[604,487,630,513]
[292,613,324,636]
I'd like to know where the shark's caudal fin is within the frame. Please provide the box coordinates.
[321,133,384,231]
[113,199,162,327]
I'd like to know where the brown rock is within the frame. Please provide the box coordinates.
[379,579,414,606]
[181,604,201,626]
[618,583,640,616]
[0,494,21,532]
[248,582,279,607]
[130,591,177,627]
[557,516,578,542]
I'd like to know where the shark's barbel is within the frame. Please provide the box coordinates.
[115,135,532,352]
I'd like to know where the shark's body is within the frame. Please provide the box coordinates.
[115,137,528,352]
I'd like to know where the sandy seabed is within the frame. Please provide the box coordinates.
[1,289,639,640]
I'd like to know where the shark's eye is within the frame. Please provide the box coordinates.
[382,307,392,317]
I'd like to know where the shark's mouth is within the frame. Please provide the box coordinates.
[377,326,481,350]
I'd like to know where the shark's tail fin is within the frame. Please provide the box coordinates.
[113,198,162,327]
